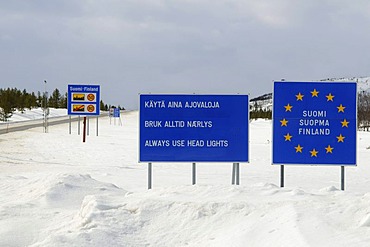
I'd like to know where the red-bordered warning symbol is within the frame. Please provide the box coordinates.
[87,93,95,101]
[87,105,95,112]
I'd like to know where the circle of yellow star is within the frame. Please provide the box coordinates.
[284,103,293,112]
[325,145,334,153]
[284,133,293,141]
[326,93,335,101]
[341,119,349,128]
[336,134,345,142]
[311,89,319,97]
[296,93,304,101]
[280,118,288,126]
[295,144,303,153]
[310,149,319,157]
[337,104,346,113]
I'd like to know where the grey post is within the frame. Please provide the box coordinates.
[341,166,345,191]
[96,116,99,136]
[78,116,81,135]
[236,163,240,185]
[148,163,152,190]
[280,165,284,187]
[192,163,196,185]
[87,117,90,136]
[232,163,236,185]
[69,116,71,134]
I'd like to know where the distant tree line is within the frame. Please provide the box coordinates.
[358,91,370,130]
[0,87,111,121]
[250,100,272,119]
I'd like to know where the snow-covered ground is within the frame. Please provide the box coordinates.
[3,108,67,122]
[1,111,370,246]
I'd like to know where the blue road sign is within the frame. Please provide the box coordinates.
[68,85,100,116]
[273,81,357,165]
[139,94,249,162]
[113,108,120,118]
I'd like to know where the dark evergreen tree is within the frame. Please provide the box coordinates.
[49,88,62,108]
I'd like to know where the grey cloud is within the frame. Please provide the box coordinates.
[1,0,370,109]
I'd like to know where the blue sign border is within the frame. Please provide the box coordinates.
[67,84,100,116]
[272,81,357,166]
[139,94,249,162]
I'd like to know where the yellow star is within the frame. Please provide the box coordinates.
[295,144,303,153]
[337,134,345,142]
[311,89,319,97]
[284,103,293,112]
[280,118,288,127]
[337,104,346,113]
[284,133,293,141]
[341,119,349,128]
[326,93,335,102]
[325,145,334,153]
[310,149,319,157]
[296,93,304,101]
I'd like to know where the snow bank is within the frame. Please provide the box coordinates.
[1,112,370,246]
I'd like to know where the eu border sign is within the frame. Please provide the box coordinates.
[68,85,100,116]
[139,94,249,162]
[273,81,357,165]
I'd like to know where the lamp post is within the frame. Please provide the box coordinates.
[43,80,48,133]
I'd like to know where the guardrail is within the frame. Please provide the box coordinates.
[0,113,108,135]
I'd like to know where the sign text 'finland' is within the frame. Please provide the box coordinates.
[273,81,357,165]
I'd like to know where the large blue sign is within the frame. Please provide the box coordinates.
[139,94,249,162]
[273,81,357,165]
[68,85,100,116]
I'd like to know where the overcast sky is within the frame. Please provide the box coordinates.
[1,0,370,109]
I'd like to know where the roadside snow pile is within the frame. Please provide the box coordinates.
[2,112,370,246]
[26,183,370,247]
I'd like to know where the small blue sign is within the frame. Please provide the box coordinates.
[139,94,249,162]
[68,85,100,116]
[273,81,357,165]
[113,108,120,118]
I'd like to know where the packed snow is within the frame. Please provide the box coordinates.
[1,111,370,246]
[3,108,67,122]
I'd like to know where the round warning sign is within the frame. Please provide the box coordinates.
[87,93,95,101]
[87,105,95,112]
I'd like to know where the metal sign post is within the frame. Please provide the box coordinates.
[83,117,87,143]
[232,163,236,185]
[192,163,196,185]
[78,116,80,135]
[232,163,240,185]
[236,163,240,185]
[96,116,99,136]
[280,165,284,187]
[148,163,152,190]
[87,117,90,136]
[341,166,345,190]
[69,116,72,134]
